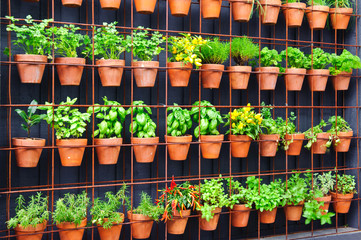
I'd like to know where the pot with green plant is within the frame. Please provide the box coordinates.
[304,120,331,154]
[128,192,164,239]
[283,112,305,156]
[329,0,353,29]
[12,100,46,168]
[280,47,307,91]
[231,0,255,22]
[5,16,52,84]
[91,185,129,240]
[305,0,330,30]
[282,0,306,27]
[128,100,159,163]
[330,172,357,213]
[39,97,91,167]
[100,0,121,10]
[201,0,223,19]
[126,27,164,87]
[7,193,49,240]
[327,116,353,152]
[53,191,89,240]
[166,104,193,161]
[312,171,335,215]
[199,38,229,89]
[329,49,361,91]
[88,97,128,165]
[190,101,224,159]
[229,37,259,89]
[51,24,91,86]
[134,0,157,14]
[259,0,282,25]
[305,48,331,92]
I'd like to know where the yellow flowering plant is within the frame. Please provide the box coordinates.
[223,104,262,140]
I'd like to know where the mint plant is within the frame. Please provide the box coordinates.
[127,101,156,138]
[332,172,357,195]
[304,48,330,70]
[15,100,46,138]
[281,172,309,206]
[329,49,361,76]
[131,192,164,221]
[280,47,307,69]
[226,178,255,209]
[167,104,192,136]
[260,103,286,137]
[304,120,329,149]
[231,37,259,66]
[327,116,352,146]
[251,47,282,67]
[199,38,229,64]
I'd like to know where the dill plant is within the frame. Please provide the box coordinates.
[231,37,259,66]
[199,38,230,64]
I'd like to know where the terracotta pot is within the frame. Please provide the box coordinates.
[56,218,87,240]
[127,211,153,239]
[201,0,222,19]
[132,61,159,87]
[229,135,252,158]
[96,59,125,87]
[165,135,192,161]
[100,0,121,10]
[285,133,304,156]
[14,221,47,240]
[55,57,85,86]
[256,67,279,90]
[95,138,122,165]
[259,0,282,25]
[330,8,353,30]
[228,66,251,90]
[97,213,124,240]
[331,71,352,91]
[330,192,354,214]
[199,207,221,231]
[316,195,331,215]
[259,134,280,157]
[259,208,277,224]
[231,204,251,228]
[56,139,87,167]
[12,138,46,168]
[231,0,254,22]
[131,137,159,163]
[307,69,329,92]
[199,135,224,159]
[134,0,156,14]
[334,131,353,153]
[201,64,224,89]
[169,0,192,17]
[306,6,330,30]
[284,68,306,91]
[61,0,82,7]
[14,54,47,84]
[282,3,306,27]
[167,209,191,235]
[284,202,304,221]
[167,62,192,87]
[311,132,331,154]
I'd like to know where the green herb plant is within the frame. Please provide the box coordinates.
[302,198,335,225]
[260,103,286,138]
[15,100,46,138]
[231,37,259,66]
[304,120,330,149]
[307,0,328,6]
[280,47,307,70]
[327,0,352,8]
[199,38,230,64]
[304,48,330,70]
[332,172,357,195]
[281,112,302,151]
[327,116,352,146]
[251,47,282,67]
[226,178,255,209]
[281,172,309,206]
[167,104,192,137]
[329,49,361,76]
[131,192,164,221]
[313,171,335,197]
[127,101,156,138]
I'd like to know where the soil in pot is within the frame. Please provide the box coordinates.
[231,0,254,22]
[334,131,353,153]
[55,57,85,86]
[95,138,123,165]
[56,218,87,240]
[228,66,251,90]
[134,0,157,14]
[56,139,87,167]
[61,0,83,7]
[330,192,354,214]
[167,62,192,87]
[14,221,47,240]
[201,0,222,19]
[165,135,192,161]
[285,133,304,156]
[231,204,251,228]
[284,68,306,91]
[259,0,282,25]
[169,0,192,17]
[97,59,125,87]
[311,132,331,154]
[331,71,352,91]
[283,2,306,27]
[127,211,153,239]
[259,134,280,157]
[132,61,159,87]
[97,213,124,240]
[284,202,304,221]
[316,195,331,215]
[131,137,159,163]
[12,138,46,168]
[330,8,353,30]
[306,6,330,30]
[259,208,277,224]
[201,64,224,89]
[199,207,222,231]
[229,135,252,158]
[200,135,224,159]
[100,0,121,10]
[14,54,47,84]
[167,209,191,235]
[307,69,329,92]
[256,67,279,90]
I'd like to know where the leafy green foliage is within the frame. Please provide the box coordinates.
[199,38,230,64]
[251,47,282,67]
[127,101,156,138]
[260,103,286,136]
[190,101,224,138]
[226,178,255,209]
[167,104,192,136]
[313,171,335,196]
[302,198,335,225]
[304,48,330,70]
[332,172,357,194]
[307,0,328,6]
[132,192,164,221]
[304,120,329,149]
[281,172,309,206]
[327,0,352,8]
[281,112,299,150]
[231,37,259,66]
[7,193,49,229]
[15,100,45,138]
[280,47,307,69]
[329,49,361,75]
[327,116,352,146]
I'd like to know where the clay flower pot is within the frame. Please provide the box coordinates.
[259,208,277,224]
[127,211,153,239]
[169,0,192,17]
[311,132,331,154]
[256,67,279,90]
[14,54,47,84]
[259,0,282,25]
[201,64,224,89]
[330,192,354,214]
[134,0,157,14]
[330,8,353,30]
[231,0,254,22]
[282,3,306,27]
[306,6,330,30]
[97,213,124,240]
[316,195,331,215]
[167,209,191,235]
[55,57,85,86]
[331,71,352,91]
[199,207,221,231]
[334,131,353,153]
[201,0,222,19]
[132,61,159,87]
[12,138,46,168]
[131,137,159,163]
[228,66,252,90]
[96,59,125,87]
[61,0,82,7]
[284,201,304,221]
[307,69,329,92]
[229,135,252,158]
[231,204,251,228]
[56,139,87,167]
[95,138,123,165]
[259,134,280,157]
[100,0,121,10]
[285,133,304,156]
[199,135,224,159]
[284,68,306,91]
[14,221,47,240]
[167,62,192,87]
[165,135,192,161]
[56,218,87,240]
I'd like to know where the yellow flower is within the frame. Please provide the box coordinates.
[255,113,261,119]
[245,107,251,112]
[195,58,202,67]
[258,118,263,124]
[172,47,177,54]
[176,54,183,61]
[238,123,244,129]
[247,119,252,123]
[247,103,251,106]
[192,39,198,45]
[232,123,236,128]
